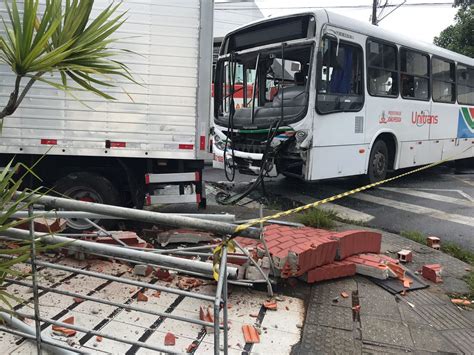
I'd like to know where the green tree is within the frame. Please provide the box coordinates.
[0,0,134,127]
[434,4,474,58]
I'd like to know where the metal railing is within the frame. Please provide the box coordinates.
[0,195,274,354]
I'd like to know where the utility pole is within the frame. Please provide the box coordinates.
[372,0,378,25]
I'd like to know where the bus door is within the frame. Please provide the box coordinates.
[397,48,432,167]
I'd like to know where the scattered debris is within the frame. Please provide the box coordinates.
[52,316,76,337]
[426,236,441,250]
[177,277,203,290]
[143,227,215,247]
[263,300,278,310]
[451,299,471,306]
[186,341,199,353]
[137,292,149,302]
[152,291,161,298]
[164,332,176,346]
[16,217,67,234]
[397,249,413,263]
[422,264,443,283]
[155,268,174,282]
[73,297,85,303]
[249,313,259,318]
[340,292,349,298]
[95,231,150,248]
[96,336,103,342]
[199,306,214,323]
[242,324,260,344]
[133,264,154,277]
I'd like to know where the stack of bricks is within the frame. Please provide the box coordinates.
[236,224,386,284]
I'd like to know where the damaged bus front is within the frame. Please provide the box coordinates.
[213,14,317,180]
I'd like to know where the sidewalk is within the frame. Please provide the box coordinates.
[293,227,473,355]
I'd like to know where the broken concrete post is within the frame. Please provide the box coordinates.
[422,264,442,283]
[426,236,441,250]
[397,249,413,263]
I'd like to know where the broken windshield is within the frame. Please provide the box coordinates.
[214,44,313,129]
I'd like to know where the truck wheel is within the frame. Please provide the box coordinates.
[54,172,121,232]
[366,140,388,184]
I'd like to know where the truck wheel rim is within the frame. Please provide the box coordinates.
[63,187,103,230]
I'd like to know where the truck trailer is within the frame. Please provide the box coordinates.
[0,0,213,230]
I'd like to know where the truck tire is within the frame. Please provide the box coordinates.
[54,172,121,232]
[366,140,389,184]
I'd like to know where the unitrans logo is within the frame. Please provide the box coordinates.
[411,111,438,126]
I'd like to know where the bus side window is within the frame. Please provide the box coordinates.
[400,48,430,100]
[317,37,364,113]
[432,58,455,103]
[367,39,398,97]
[457,64,474,105]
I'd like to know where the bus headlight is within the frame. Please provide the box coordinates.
[295,130,308,143]
[214,134,227,151]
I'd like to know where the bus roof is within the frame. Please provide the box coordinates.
[223,9,474,66]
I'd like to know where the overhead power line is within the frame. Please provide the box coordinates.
[216,2,453,10]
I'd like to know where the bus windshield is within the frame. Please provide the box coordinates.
[214,44,313,129]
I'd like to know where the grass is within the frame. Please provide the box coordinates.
[296,208,337,229]
[401,230,474,300]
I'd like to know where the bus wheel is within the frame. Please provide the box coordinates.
[366,140,388,184]
[54,172,121,232]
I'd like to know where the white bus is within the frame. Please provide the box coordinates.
[212,10,474,183]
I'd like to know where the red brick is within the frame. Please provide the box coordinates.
[306,260,356,283]
[331,230,381,260]
[422,264,442,283]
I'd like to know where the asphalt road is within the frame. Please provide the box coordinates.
[205,163,474,251]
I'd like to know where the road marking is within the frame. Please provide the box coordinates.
[416,188,474,202]
[451,175,474,188]
[352,193,474,227]
[379,187,474,207]
[292,193,374,223]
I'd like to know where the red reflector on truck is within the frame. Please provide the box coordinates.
[110,141,126,148]
[200,136,206,150]
[41,139,57,145]
[179,144,194,150]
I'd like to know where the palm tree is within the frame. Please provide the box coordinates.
[0,0,134,127]
[0,0,134,310]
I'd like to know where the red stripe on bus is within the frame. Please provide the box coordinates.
[179,144,194,150]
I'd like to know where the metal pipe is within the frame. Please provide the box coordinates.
[2,228,238,279]
[28,206,43,355]
[16,192,258,238]
[10,310,180,355]
[214,246,227,354]
[29,259,216,302]
[8,211,236,222]
[7,278,214,328]
[0,312,78,355]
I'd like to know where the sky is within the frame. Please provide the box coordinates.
[214,0,458,44]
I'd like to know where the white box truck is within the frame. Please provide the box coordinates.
[0,0,213,229]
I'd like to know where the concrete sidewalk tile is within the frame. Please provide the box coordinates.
[305,303,353,331]
[440,329,474,355]
[310,278,357,308]
[361,316,414,349]
[409,325,460,353]
[299,325,358,355]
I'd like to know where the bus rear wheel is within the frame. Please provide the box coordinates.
[366,140,388,184]
[54,172,121,232]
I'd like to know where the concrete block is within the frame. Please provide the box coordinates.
[133,264,153,277]
[397,249,413,263]
[422,264,442,283]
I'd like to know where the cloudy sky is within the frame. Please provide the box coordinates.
[214,0,458,44]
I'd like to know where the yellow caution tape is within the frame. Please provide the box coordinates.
[234,147,473,233]
[212,239,236,281]
[212,146,473,280]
